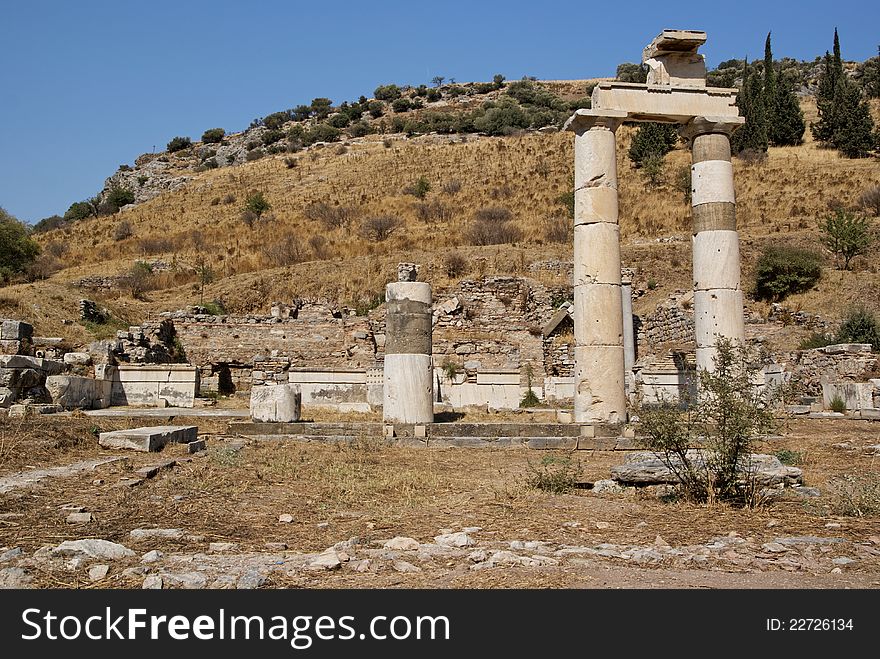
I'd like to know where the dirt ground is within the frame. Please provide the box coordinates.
[0,414,878,589]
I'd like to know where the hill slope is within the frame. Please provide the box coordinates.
[4,91,880,350]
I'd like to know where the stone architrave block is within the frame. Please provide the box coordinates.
[250,384,302,423]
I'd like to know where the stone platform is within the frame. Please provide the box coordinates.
[228,421,634,450]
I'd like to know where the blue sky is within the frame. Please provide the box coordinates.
[1,0,877,224]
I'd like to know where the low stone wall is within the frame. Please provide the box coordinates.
[780,344,878,400]
[110,365,199,408]
[439,371,526,409]
[288,368,380,413]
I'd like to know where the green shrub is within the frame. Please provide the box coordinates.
[64,200,97,222]
[201,128,225,143]
[798,332,836,350]
[166,136,192,152]
[310,98,333,119]
[830,395,847,413]
[244,191,271,219]
[348,121,372,138]
[753,245,822,301]
[367,100,385,118]
[0,208,40,282]
[32,215,67,234]
[263,111,291,130]
[374,84,401,101]
[616,62,647,83]
[403,177,430,198]
[820,209,874,270]
[391,97,413,113]
[774,449,804,466]
[302,123,342,145]
[262,129,285,145]
[106,186,135,210]
[327,113,351,128]
[837,306,880,350]
[525,453,582,494]
[472,99,529,136]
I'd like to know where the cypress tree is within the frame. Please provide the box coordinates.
[832,81,875,157]
[813,29,847,144]
[771,72,806,145]
[628,122,679,167]
[732,60,768,154]
[812,29,876,156]
[763,32,776,129]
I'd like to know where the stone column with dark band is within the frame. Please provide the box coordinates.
[680,116,746,372]
[383,263,434,424]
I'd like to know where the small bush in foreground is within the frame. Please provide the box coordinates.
[637,338,776,506]
[525,453,582,494]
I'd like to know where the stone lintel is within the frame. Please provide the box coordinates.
[591,83,739,123]
[643,29,707,59]
[563,109,627,133]
[678,116,745,143]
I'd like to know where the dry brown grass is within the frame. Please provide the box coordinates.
[1,417,879,588]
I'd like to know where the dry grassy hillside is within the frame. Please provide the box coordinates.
[3,95,879,349]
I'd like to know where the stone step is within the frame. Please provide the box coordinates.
[98,425,198,452]
[232,420,624,441]
[246,433,635,450]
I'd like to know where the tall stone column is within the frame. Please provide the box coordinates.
[680,117,746,372]
[567,110,627,423]
[383,263,433,424]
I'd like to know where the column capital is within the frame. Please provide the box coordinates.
[678,115,744,143]
[564,109,628,134]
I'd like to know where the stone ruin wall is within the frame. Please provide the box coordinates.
[128,277,568,393]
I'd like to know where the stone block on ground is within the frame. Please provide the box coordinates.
[63,352,92,366]
[98,426,198,452]
[0,320,33,341]
[611,450,802,487]
[249,384,301,423]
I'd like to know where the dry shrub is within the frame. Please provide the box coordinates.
[543,216,570,244]
[441,179,462,195]
[261,234,307,267]
[442,251,469,278]
[308,234,329,259]
[43,240,67,258]
[414,200,453,223]
[26,254,62,281]
[136,236,174,255]
[360,216,401,242]
[304,202,357,230]
[736,148,767,166]
[859,185,880,217]
[466,207,522,245]
[114,220,133,241]
[827,474,880,517]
